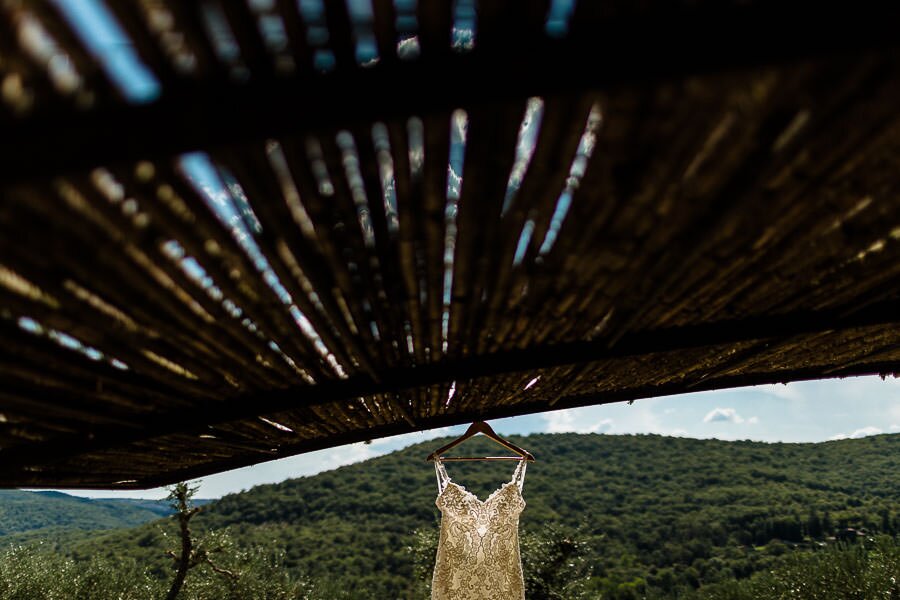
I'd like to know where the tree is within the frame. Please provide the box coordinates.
[521,525,594,599]
[165,482,236,600]
[806,509,823,538]
[823,511,834,536]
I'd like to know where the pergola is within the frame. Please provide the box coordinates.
[2,0,900,488]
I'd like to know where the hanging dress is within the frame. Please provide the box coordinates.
[431,459,528,600]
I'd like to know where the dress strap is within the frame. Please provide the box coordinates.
[512,459,528,491]
[434,459,451,494]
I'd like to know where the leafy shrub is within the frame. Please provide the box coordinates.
[0,544,162,600]
[0,541,318,600]
[688,536,900,600]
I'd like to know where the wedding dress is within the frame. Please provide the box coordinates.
[431,459,528,600]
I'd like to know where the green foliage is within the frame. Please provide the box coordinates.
[0,544,163,599]
[167,481,199,514]
[0,490,171,539]
[406,526,438,598]
[520,524,594,599]
[177,533,318,600]
[4,433,900,598]
[686,536,900,599]
[0,541,317,600]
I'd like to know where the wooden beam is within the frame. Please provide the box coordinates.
[2,2,899,184]
[2,296,900,480]
[10,358,900,489]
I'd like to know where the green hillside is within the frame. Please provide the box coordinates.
[50,432,900,599]
[0,490,168,537]
[0,490,217,550]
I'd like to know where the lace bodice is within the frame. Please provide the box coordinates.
[431,460,528,600]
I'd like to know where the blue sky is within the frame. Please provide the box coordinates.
[56,375,900,499]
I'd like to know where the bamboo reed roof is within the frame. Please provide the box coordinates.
[2,1,900,488]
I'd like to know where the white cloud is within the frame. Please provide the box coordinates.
[542,409,613,434]
[396,36,420,59]
[849,426,883,438]
[452,110,468,141]
[829,426,883,441]
[670,428,689,437]
[319,442,375,468]
[447,165,462,199]
[747,416,759,425]
[589,419,614,434]
[703,407,746,424]
[891,424,900,432]
[543,409,577,433]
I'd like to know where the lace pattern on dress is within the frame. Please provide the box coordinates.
[431,460,528,600]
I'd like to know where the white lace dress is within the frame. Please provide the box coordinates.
[431,459,527,600]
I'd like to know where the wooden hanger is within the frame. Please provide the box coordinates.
[426,421,536,462]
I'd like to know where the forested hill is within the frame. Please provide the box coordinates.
[0,490,175,539]
[66,433,900,598]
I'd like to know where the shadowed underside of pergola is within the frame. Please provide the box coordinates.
[2,0,900,488]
